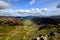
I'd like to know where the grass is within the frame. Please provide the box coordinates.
[0,19,60,40]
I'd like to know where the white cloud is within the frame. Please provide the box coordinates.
[57,3,60,8]
[0,8,60,16]
[19,10,25,12]
[31,8,41,13]
[41,8,48,12]
[29,0,35,5]
[0,0,11,9]
[16,9,31,13]
[17,8,41,14]
[44,8,48,11]
[24,10,31,13]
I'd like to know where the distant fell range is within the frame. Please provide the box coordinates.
[15,15,60,19]
[0,16,60,26]
[47,15,60,18]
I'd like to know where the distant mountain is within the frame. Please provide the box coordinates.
[19,15,60,19]
[48,15,60,18]
[4,14,59,19]
[21,16,42,19]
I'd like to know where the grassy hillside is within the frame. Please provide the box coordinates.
[0,17,60,40]
[0,19,38,40]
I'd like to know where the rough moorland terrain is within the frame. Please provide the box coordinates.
[0,16,60,40]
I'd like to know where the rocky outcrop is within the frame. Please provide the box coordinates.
[0,16,22,26]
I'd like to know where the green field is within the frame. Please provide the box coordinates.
[0,19,60,40]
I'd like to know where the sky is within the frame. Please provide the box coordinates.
[0,0,60,16]
[1,0,59,9]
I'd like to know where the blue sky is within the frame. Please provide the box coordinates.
[0,0,60,16]
[1,0,60,10]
